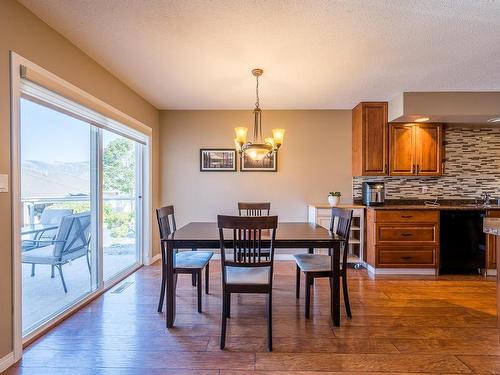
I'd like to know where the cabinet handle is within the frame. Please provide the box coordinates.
[412,164,415,174]
[401,215,413,219]
[401,256,413,260]
[417,164,420,174]
[401,233,413,237]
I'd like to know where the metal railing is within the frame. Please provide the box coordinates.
[21,195,136,226]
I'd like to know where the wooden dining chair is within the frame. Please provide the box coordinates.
[217,214,278,351]
[156,206,213,313]
[294,208,353,319]
[238,202,271,216]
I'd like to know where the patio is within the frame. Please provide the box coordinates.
[22,247,136,333]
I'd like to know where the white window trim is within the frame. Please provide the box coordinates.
[10,52,154,362]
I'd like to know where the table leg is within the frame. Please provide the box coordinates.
[331,241,341,326]
[166,240,176,328]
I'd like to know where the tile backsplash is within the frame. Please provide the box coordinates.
[353,126,500,200]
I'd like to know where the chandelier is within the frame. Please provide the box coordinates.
[234,68,285,161]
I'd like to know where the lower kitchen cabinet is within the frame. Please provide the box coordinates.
[366,209,439,274]
[486,211,500,273]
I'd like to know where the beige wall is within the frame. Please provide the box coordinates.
[0,0,160,358]
[160,110,352,227]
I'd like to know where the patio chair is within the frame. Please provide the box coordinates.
[37,208,74,240]
[22,212,92,293]
[22,208,74,252]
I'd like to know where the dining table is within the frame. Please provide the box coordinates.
[161,221,346,328]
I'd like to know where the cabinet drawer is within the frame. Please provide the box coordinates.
[377,225,437,243]
[378,248,436,266]
[376,210,438,223]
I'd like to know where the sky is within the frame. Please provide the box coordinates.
[21,98,120,164]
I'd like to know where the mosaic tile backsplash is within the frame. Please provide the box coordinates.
[353,126,500,200]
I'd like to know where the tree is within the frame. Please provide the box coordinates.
[103,138,135,195]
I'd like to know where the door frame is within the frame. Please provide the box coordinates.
[10,52,153,362]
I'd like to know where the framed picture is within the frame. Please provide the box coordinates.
[240,152,277,172]
[200,149,236,172]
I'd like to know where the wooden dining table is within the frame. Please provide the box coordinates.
[161,222,346,328]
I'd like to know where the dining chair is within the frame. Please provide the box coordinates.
[294,208,353,319]
[217,214,278,351]
[238,202,271,260]
[156,206,213,313]
[238,202,271,216]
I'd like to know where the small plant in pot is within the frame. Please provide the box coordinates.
[328,192,341,207]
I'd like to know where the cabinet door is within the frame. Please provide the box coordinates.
[389,124,415,176]
[487,234,497,269]
[487,211,500,269]
[362,103,388,175]
[416,124,443,176]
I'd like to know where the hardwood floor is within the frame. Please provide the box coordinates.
[5,260,499,374]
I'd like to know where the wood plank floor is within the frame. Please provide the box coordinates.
[5,260,499,374]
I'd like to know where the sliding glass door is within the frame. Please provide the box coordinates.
[102,130,142,281]
[20,95,144,336]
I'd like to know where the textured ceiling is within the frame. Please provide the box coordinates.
[18,0,500,110]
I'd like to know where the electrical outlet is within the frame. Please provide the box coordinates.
[421,185,429,194]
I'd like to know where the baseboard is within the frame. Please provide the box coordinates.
[144,252,161,266]
[367,264,437,276]
[0,352,15,373]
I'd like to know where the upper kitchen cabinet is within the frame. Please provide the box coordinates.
[389,123,443,176]
[352,102,388,176]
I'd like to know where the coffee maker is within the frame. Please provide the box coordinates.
[362,182,385,206]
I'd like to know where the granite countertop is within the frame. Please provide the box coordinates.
[484,218,500,235]
[367,204,500,211]
[363,199,500,211]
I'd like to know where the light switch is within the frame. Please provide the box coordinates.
[0,174,8,193]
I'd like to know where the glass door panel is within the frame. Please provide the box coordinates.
[20,97,98,335]
[102,130,141,281]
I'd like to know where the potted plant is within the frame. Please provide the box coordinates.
[328,191,341,207]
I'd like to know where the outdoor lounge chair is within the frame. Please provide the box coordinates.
[22,212,92,293]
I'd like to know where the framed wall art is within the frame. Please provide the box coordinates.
[200,149,237,172]
[240,152,277,172]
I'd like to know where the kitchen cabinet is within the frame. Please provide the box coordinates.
[389,123,443,176]
[366,209,439,273]
[486,211,500,272]
[352,102,388,176]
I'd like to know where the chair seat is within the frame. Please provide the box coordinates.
[22,245,57,264]
[226,266,270,285]
[175,251,213,269]
[294,253,344,273]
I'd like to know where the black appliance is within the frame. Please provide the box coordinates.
[362,182,385,206]
[440,210,486,274]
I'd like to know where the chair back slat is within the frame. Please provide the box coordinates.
[238,202,271,217]
[330,208,353,266]
[218,215,278,283]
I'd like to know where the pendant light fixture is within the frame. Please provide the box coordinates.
[234,69,285,161]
